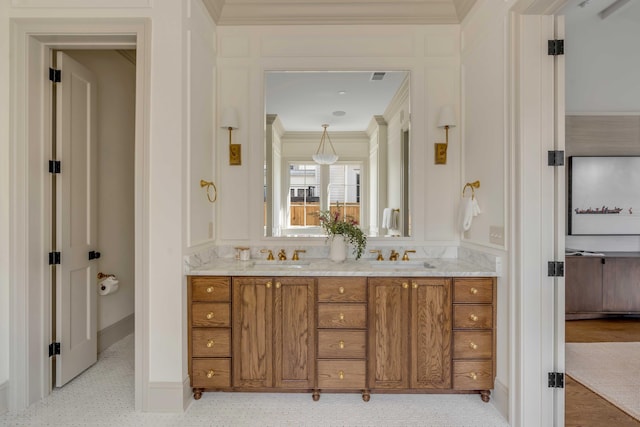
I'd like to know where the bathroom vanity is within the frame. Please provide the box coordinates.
[187,259,496,402]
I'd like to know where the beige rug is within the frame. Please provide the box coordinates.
[566,342,640,420]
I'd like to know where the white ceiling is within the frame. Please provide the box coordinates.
[202,0,478,25]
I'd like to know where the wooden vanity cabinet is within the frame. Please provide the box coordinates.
[232,276,315,390]
[368,277,452,390]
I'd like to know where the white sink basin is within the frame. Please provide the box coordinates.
[369,260,435,269]
[252,260,311,269]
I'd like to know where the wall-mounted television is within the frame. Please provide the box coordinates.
[568,156,640,235]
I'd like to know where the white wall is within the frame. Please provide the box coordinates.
[64,50,136,332]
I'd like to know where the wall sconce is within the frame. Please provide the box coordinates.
[221,107,240,165]
[435,105,457,165]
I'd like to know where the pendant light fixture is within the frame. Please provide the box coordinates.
[312,124,338,165]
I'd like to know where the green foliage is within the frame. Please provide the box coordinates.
[318,204,367,260]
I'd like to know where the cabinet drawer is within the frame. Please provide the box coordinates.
[318,304,367,329]
[318,278,367,302]
[453,278,493,304]
[192,328,231,357]
[318,330,366,359]
[192,303,230,327]
[453,331,492,359]
[191,277,230,302]
[192,358,231,388]
[453,360,493,390]
[453,305,492,329]
[317,360,366,389]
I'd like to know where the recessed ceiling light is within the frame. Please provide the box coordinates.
[338,90,346,95]
[332,111,346,117]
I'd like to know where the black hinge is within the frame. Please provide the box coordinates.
[48,251,61,265]
[548,150,565,166]
[548,372,564,388]
[48,160,61,174]
[548,39,564,56]
[48,342,61,357]
[88,250,101,260]
[49,68,61,83]
[548,261,564,277]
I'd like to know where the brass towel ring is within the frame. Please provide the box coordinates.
[462,180,480,199]
[200,179,218,203]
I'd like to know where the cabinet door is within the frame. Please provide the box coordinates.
[273,277,315,389]
[603,258,640,312]
[233,277,273,388]
[368,278,409,389]
[565,256,603,313]
[410,278,452,389]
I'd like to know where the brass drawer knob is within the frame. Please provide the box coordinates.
[469,342,478,350]
[338,370,344,380]
[470,287,478,295]
[469,314,478,322]
[275,282,281,289]
[207,369,215,378]
[412,282,418,289]
[402,282,409,289]
[469,372,477,380]
[338,286,345,294]
[266,281,272,288]
[207,339,215,348]
[206,312,215,320]
[206,286,214,293]
[339,340,345,349]
[339,313,345,321]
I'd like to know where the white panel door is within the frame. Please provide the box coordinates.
[55,51,98,387]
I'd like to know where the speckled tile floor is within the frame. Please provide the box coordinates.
[0,334,509,426]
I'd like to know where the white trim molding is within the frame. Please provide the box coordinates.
[0,380,8,414]
[146,380,191,413]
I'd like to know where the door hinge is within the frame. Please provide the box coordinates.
[548,261,564,277]
[548,150,565,166]
[548,39,564,56]
[48,342,61,357]
[548,372,564,388]
[88,250,101,260]
[48,160,61,174]
[48,251,61,265]
[49,68,61,83]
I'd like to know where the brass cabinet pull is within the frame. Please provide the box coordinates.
[207,369,215,378]
[469,314,478,322]
[412,282,418,289]
[402,282,409,289]
[469,342,478,350]
[470,287,478,295]
[275,282,281,289]
[339,313,345,321]
[206,286,214,293]
[265,281,272,288]
[338,370,345,380]
[207,339,215,348]
[469,372,477,380]
[338,286,345,294]
[206,312,215,320]
[339,340,345,349]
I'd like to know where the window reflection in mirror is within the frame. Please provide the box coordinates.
[264,71,410,238]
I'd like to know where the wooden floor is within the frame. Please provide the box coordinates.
[565,318,640,427]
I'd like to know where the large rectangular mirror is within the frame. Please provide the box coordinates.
[264,71,410,238]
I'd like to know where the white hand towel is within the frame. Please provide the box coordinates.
[382,208,392,229]
[458,197,474,232]
[472,197,482,217]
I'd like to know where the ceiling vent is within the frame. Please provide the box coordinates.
[370,72,386,81]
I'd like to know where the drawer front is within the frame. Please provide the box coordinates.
[453,331,492,359]
[318,304,367,329]
[191,277,230,302]
[453,305,492,329]
[318,278,367,302]
[453,278,493,304]
[317,360,366,389]
[453,360,493,390]
[192,302,231,327]
[192,328,231,357]
[191,358,231,388]
[318,330,366,359]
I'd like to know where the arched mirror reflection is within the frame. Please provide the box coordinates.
[264,71,410,238]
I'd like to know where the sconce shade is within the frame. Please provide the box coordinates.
[221,107,239,129]
[312,124,338,165]
[437,105,457,128]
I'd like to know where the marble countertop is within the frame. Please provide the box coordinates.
[188,257,498,277]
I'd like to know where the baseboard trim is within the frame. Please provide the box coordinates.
[492,378,509,421]
[0,380,8,414]
[183,376,192,411]
[98,314,135,353]
[146,381,188,413]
